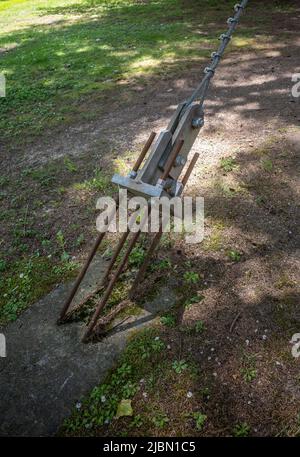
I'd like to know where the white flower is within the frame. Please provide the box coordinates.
[19,273,24,278]
[245,339,250,346]
[187,391,193,398]
[101,395,106,403]
[154,337,160,341]
[75,402,82,410]
[262,334,267,340]
[142,392,148,398]
[167,345,171,350]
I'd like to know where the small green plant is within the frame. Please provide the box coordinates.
[0,259,8,272]
[183,271,199,284]
[75,168,110,192]
[172,359,188,374]
[130,414,143,429]
[41,239,51,248]
[133,336,165,360]
[122,381,138,398]
[220,156,238,173]
[160,314,176,327]
[64,157,77,172]
[261,158,273,172]
[0,177,9,187]
[241,367,257,382]
[56,230,70,261]
[128,247,145,267]
[233,422,250,437]
[193,412,207,431]
[156,259,172,270]
[184,294,204,310]
[240,353,257,382]
[227,249,241,262]
[195,320,205,333]
[56,230,65,248]
[152,413,169,428]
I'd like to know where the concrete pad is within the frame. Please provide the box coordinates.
[0,256,176,436]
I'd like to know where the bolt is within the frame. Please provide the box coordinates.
[175,155,186,167]
[129,170,137,179]
[192,118,204,129]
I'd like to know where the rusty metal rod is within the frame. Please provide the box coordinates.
[161,138,184,181]
[58,199,119,323]
[132,131,156,173]
[82,207,150,342]
[82,152,199,340]
[130,152,200,294]
[61,230,130,321]
[181,153,199,187]
[130,226,163,298]
[101,229,130,284]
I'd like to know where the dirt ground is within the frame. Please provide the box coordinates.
[1,0,300,437]
[59,6,300,436]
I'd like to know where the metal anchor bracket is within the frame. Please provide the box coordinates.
[58,0,249,342]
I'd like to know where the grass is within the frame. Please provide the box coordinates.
[240,353,257,383]
[227,249,241,262]
[172,359,188,374]
[233,422,250,437]
[0,145,119,323]
[60,327,166,433]
[160,314,176,328]
[60,326,203,436]
[220,156,238,173]
[183,271,200,284]
[203,219,226,252]
[193,412,207,431]
[0,253,78,325]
